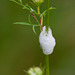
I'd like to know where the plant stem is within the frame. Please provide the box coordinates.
[37,6,43,31]
[30,11,38,22]
[46,0,50,32]
[45,55,49,75]
[45,0,50,75]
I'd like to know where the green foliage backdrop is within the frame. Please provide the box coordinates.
[0,0,75,75]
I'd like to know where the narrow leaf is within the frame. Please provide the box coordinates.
[14,22,40,27]
[41,10,46,17]
[10,0,23,6]
[32,26,36,34]
[23,6,31,11]
[14,22,32,26]
[26,4,38,14]
[41,7,56,17]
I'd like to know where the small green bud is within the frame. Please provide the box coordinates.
[27,67,43,75]
[32,0,44,5]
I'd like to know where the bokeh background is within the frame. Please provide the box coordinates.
[0,0,75,75]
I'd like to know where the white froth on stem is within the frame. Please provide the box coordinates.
[39,26,56,55]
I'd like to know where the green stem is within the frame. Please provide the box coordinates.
[45,55,50,75]
[45,0,50,74]
[46,0,50,32]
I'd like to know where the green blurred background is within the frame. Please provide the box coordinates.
[0,0,75,75]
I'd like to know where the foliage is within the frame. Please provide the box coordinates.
[10,0,55,34]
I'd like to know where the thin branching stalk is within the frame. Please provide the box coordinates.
[37,6,43,31]
[45,0,50,75]
[46,0,50,32]
[30,11,38,22]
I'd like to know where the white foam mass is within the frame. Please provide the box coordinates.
[39,26,56,55]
